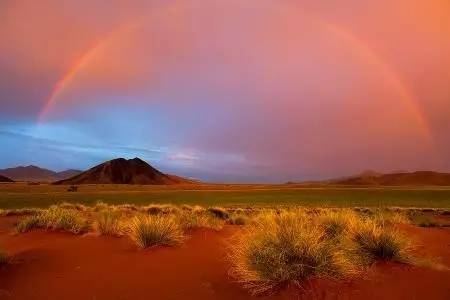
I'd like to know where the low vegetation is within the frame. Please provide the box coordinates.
[353,219,414,263]
[16,206,89,234]
[7,202,437,294]
[129,215,185,248]
[229,209,417,294]
[94,209,124,236]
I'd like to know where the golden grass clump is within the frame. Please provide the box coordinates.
[318,209,359,238]
[16,206,89,234]
[229,211,358,294]
[129,215,185,249]
[352,219,414,263]
[176,210,224,231]
[94,209,124,236]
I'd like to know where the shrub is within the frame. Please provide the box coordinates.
[129,215,184,249]
[229,211,357,294]
[95,209,124,236]
[352,220,414,263]
[207,207,229,219]
[16,207,89,234]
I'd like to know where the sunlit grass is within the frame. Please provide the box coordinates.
[16,206,89,234]
[128,215,185,248]
[94,209,124,236]
[229,211,359,294]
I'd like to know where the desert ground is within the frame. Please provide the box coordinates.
[1,182,449,299]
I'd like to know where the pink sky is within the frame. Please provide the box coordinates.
[0,0,449,182]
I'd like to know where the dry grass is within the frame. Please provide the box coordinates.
[318,209,359,238]
[16,206,89,234]
[229,211,359,294]
[94,209,124,236]
[128,215,185,249]
[176,210,224,231]
[352,219,414,263]
[229,208,420,294]
[1,208,43,216]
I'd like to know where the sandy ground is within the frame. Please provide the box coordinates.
[0,217,449,300]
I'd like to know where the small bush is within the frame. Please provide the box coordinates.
[353,220,414,263]
[16,207,89,234]
[95,209,124,236]
[229,211,357,294]
[207,207,229,219]
[129,215,184,249]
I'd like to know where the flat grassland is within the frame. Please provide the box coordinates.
[1,182,449,209]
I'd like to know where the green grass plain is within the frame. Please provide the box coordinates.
[1,183,450,209]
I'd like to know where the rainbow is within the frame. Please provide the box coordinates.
[37,2,432,142]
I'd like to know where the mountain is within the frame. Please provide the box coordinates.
[54,158,194,185]
[331,171,450,186]
[0,165,82,182]
[55,169,83,179]
[0,175,14,182]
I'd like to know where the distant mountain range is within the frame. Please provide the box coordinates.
[55,157,194,185]
[0,165,81,182]
[329,171,450,186]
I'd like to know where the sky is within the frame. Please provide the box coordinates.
[0,0,449,182]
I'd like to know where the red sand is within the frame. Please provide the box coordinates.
[0,217,449,300]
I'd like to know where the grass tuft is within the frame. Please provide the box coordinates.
[353,219,414,263]
[229,211,358,294]
[129,215,184,249]
[94,209,124,236]
[16,207,89,234]
[319,209,358,238]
